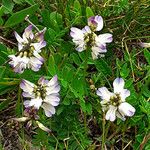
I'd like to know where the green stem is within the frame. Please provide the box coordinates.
[83,49,89,130]
[102,113,106,150]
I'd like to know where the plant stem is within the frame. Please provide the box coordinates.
[102,113,106,150]
[25,15,40,32]
[83,49,89,131]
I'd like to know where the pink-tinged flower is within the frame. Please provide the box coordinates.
[8,25,46,73]
[139,42,150,48]
[70,16,113,59]
[96,78,135,122]
[20,75,60,117]
[88,15,103,31]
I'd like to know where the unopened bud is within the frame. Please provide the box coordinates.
[12,117,29,122]
[36,121,51,133]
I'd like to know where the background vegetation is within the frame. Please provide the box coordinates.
[0,0,150,149]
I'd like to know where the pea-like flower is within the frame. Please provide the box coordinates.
[20,75,60,117]
[96,78,135,122]
[88,15,103,32]
[8,25,46,73]
[70,15,113,59]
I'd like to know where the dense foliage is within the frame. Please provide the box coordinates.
[0,0,150,149]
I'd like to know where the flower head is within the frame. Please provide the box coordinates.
[8,25,46,73]
[96,78,135,122]
[20,75,60,117]
[70,15,113,59]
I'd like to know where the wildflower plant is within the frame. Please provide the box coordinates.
[0,1,149,149]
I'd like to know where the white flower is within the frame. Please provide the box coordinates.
[96,78,135,122]
[20,75,60,117]
[70,16,113,60]
[8,25,46,73]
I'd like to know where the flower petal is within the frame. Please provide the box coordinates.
[120,89,130,102]
[113,78,125,93]
[29,97,42,109]
[96,87,113,101]
[97,33,113,44]
[14,31,24,43]
[82,26,91,34]
[105,105,117,122]
[23,25,34,40]
[91,45,107,59]
[70,27,84,39]
[29,56,43,71]
[38,77,49,86]
[46,85,60,95]
[23,100,30,108]
[118,102,135,117]
[116,111,126,121]
[33,51,44,62]
[44,95,60,106]
[22,92,35,98]
[88,15,103,31]
[47,75,58,86]
[20,79,35,94]
[31,41,46,53]
[41,103,56,117]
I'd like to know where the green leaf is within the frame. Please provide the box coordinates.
[95,59,112,75]
[0,98,12,111]
[71,53,82,66]
[120,63,130,78]
[0,66,6,78]
[49,11,63,31]
[74,0,81,14]
[4,4,39,27]
[24,0,35,5]
[48,55,56,76]
[0,17,4,25]
[144,49,150,64]
[85,103,92,115]
[86,7,94,18]
[63,97,71,105]
[2,0,14,13]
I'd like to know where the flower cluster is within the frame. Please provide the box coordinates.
[20,75,60,117]
[7,15,136,133]
[70,15,113,59]
[9,25,46,73]
[96,78,135,122]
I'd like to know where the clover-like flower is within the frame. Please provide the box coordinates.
[70,15,113,59]
[96,78,135,122]
[8,25,46,73]
[20,75,60,117]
